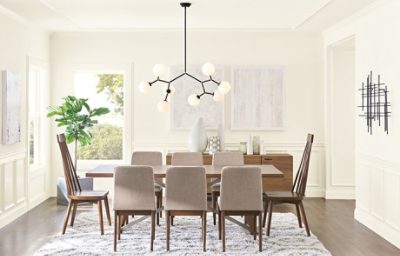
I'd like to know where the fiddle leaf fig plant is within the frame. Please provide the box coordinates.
[47,96,110,171]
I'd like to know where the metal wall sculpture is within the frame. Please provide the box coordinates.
[358,71,390,135]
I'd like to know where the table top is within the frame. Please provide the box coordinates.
[86,164,283,178]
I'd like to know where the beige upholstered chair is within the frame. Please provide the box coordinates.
[218,166,263,252]
[211,152,244,225]
[263,134,314,237]
[113,166,156,252]
[131,151,163,225]
[171,152,203,166]
[165,166,207,252]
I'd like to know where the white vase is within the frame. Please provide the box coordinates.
[217,123,225,151]
[188,117,208,152]
[247,135,253,155]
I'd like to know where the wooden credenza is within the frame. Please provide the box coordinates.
[165,153,293,192]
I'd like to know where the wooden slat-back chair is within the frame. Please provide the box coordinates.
[57,133,111,235]
[263,134,314,236]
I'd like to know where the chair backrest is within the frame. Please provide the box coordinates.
[171,152,203,166]
[292,134,314,197]
[212,152,244,166]
[113,166,156,210]
[131,151,162,165]
[165,166,207,211]
[57,134,81,197]
[220,167,263,211]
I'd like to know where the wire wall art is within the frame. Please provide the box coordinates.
[358,71,390,135]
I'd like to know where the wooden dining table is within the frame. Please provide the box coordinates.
[86,164,284,235]
[86,164,284,178]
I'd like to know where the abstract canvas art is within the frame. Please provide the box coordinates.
[231,66,284,130]
[2,70,21,144]
[170,66,224,129]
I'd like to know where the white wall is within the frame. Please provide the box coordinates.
[324,0,400,248]
[0,8,50,228]
[325,42,356,199]
[50,30,326,197]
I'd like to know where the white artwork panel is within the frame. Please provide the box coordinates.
[2,70,21,144]
[231,67,284,130]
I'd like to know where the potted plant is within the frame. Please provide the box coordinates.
[47,96,110,171]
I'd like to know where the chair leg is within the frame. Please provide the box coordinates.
[299,201,310,236]
[62,200,73,235]
[70,202,77,226]
[295,203,302,228]
[114,211,118,252]
[259,212,263,252]
[262,199,269,227]
[160,189,163,218]
[166,211,170,251]
[171,216,174,226]
[218,210,221,240]
[253,215,257,240]
[212,192,217,225]
[266,201,273,236]
[151,211,155,251]
[202,211,207,252]
[118,215,121,240]
[156,193,160,226]
[104,196,112,226]
[97,200,104,235]
[221,211,226,252]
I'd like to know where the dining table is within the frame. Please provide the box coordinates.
[85,164,284,235]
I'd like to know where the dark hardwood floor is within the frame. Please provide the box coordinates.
[0,198,398,256]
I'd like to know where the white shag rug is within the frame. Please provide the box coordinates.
[34,211,331,255]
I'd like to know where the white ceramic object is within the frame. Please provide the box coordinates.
[217,123,225,151]
[253,136,260,155]
[247,135,253,155]
[188,117,208,152]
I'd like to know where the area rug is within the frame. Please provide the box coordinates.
[34,212,331,255]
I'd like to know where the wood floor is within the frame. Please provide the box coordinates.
[0,198,398,256]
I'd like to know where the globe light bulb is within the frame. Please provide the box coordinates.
[164,84,176,95]
[218,81,231,94]
[138,81,151,93]
[153,64,167,77]
[213,90,224,102]
[202,63,215,76]
[157,100,169,112]
[188,94,200,106]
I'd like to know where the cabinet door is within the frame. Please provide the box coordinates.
[262,154,293,191]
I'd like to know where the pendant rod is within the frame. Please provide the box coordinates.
[184,5,187,72]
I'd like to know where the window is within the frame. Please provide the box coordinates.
[28,67,45,167]
[74,72,124,160]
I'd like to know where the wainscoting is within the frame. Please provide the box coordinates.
[355,153,400,248]
[133,142,326,198]
[0,151,49,228]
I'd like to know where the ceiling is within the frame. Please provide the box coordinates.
[0,0,377,32]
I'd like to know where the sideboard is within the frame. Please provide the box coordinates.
[165,153,293,192]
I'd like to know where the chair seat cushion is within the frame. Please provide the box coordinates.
[211,183,220,192]
[70,190,109,200]
[155,186,162,193]
[264,191,303,201]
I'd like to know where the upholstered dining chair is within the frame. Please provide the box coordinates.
[171,152,203,166]
[211,152,244,225]
[131,151,163,225]
[165,166,208,252]
[113,166,156,252]
[218,166,263,252]
[57,134,111,236]
[263,134,314,237]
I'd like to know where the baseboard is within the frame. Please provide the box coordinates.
[0,202,28,229]
[305,187,326,198]
[325,188,355,199]
[355,208,400,249]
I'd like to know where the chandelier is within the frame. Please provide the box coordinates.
[138,2,231,112]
